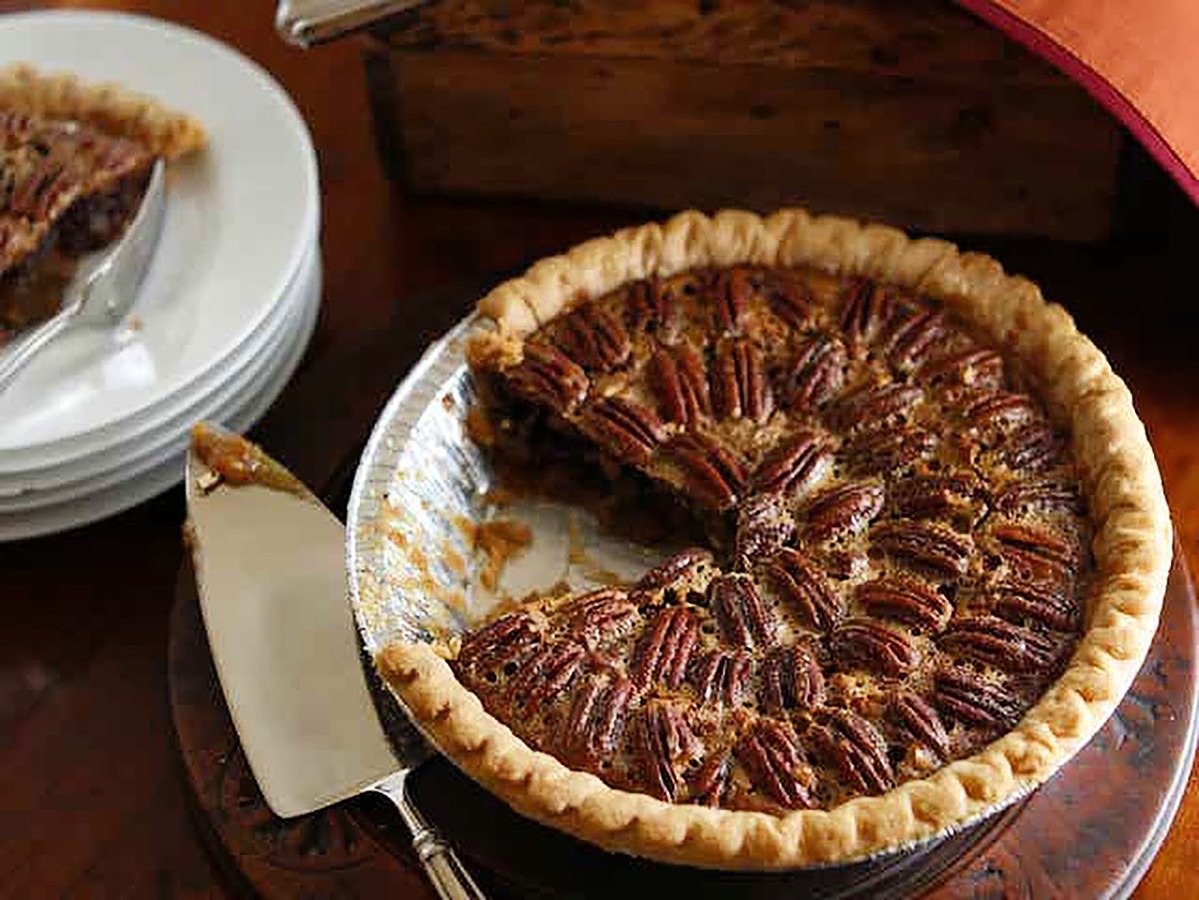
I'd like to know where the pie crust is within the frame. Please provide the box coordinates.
[377,209,1172,868]
[0,64,206,161]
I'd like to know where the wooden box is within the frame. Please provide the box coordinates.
[362,0,1124,240]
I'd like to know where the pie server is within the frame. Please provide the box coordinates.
[184,424,484,900]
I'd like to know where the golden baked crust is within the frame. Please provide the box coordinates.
[0,63,206,160]
[377,209,1172,868]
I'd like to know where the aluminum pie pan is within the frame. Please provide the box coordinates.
[343,312,1051,872]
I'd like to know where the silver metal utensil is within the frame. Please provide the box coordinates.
[0,158,166,394]
[184,424,484,900]
[275,0,425,47]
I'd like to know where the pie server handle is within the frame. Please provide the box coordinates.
[369,770,487,900]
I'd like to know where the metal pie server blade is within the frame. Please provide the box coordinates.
[184,423,484,899]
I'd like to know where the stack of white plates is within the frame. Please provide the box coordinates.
[0,12,321,541]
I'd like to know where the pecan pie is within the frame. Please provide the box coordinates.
[0,65,204,342]
[378,210,1172,868]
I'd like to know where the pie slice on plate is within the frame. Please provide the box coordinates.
[377,209,1172,869]
[0,64,205,343]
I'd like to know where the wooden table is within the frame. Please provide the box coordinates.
[1,2,1196,896]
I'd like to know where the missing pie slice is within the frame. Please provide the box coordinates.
[377,209,1172,869]
[0,64,205,343]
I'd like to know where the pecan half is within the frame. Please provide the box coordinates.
[931,665,1022,728]
[634,547,715,593]
[504,641,586,713]
[553,303,631,372]
[939,616,1060,672]
[994,479,1081,515]
[809,708,894,795]
[709,573,776,649]
[669,432,748,510]
[759,645,825,713]
[920,347,1004,388]
[763,547,842,631]
[872,520,975,576]
[839,278,895,346]
[711,338,773,422]
[734,492,796,570]
[1002,422,1067,473]
[649,342,711,426]
[801,481,886,544]
[631,606,700,689]
[716,267,753,334]
[456,612,541,675]
[689,750,731,807]
[636,702,702,802]
[991,578,1079,631]
[892,472,981,520]
[762,269,812,329]
[891,692,951,759]
[844,425,937,477]
[781,335,846,410]
[830,382,923,433]
[508,343,589,411]
[961,390,1038,436]
[557,589,639,649]
[750,431,832,498]
[885,308,947,372]
[832,618,916,676]
[991,522,1078,588]
[624,278,678,333]
[562,676,634,763]
[856,576,951,632]
[577,395,666,465]
[735,719,811,809]
[691,649,752,710]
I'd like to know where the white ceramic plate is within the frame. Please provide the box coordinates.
[0,11,319,462]
[0,246,322,542]
[0,245,320,511]
[0,237,320,493]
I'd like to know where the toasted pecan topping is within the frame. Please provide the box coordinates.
[631,606,700,689]
[801,481,886,544]
[857,576,951,632]
[891,692,951,758]
[710,573,776,649]
[462,260,1090,813]
[578,396,666,465]
[832,618,917,676]
[809,709,894,795]
[649,342,711,426]
[634,547,715,593]
[711,337,773,422]
[781,335,846,410]
[635,702,702,802]
[750,431,831,498]
[508,343,589,411]
[735,719,811,809]
[759,645,824,713]
[669,432,747,510]
[872,520,975,576]
[763,547,842,632]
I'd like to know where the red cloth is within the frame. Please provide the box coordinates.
[959,0,1199,204]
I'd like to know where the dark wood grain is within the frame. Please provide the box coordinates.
[1,2,1198,898]
[368,0,1122,240]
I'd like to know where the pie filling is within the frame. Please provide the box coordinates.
[459,264,1090,814]
[0,108,154,340]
